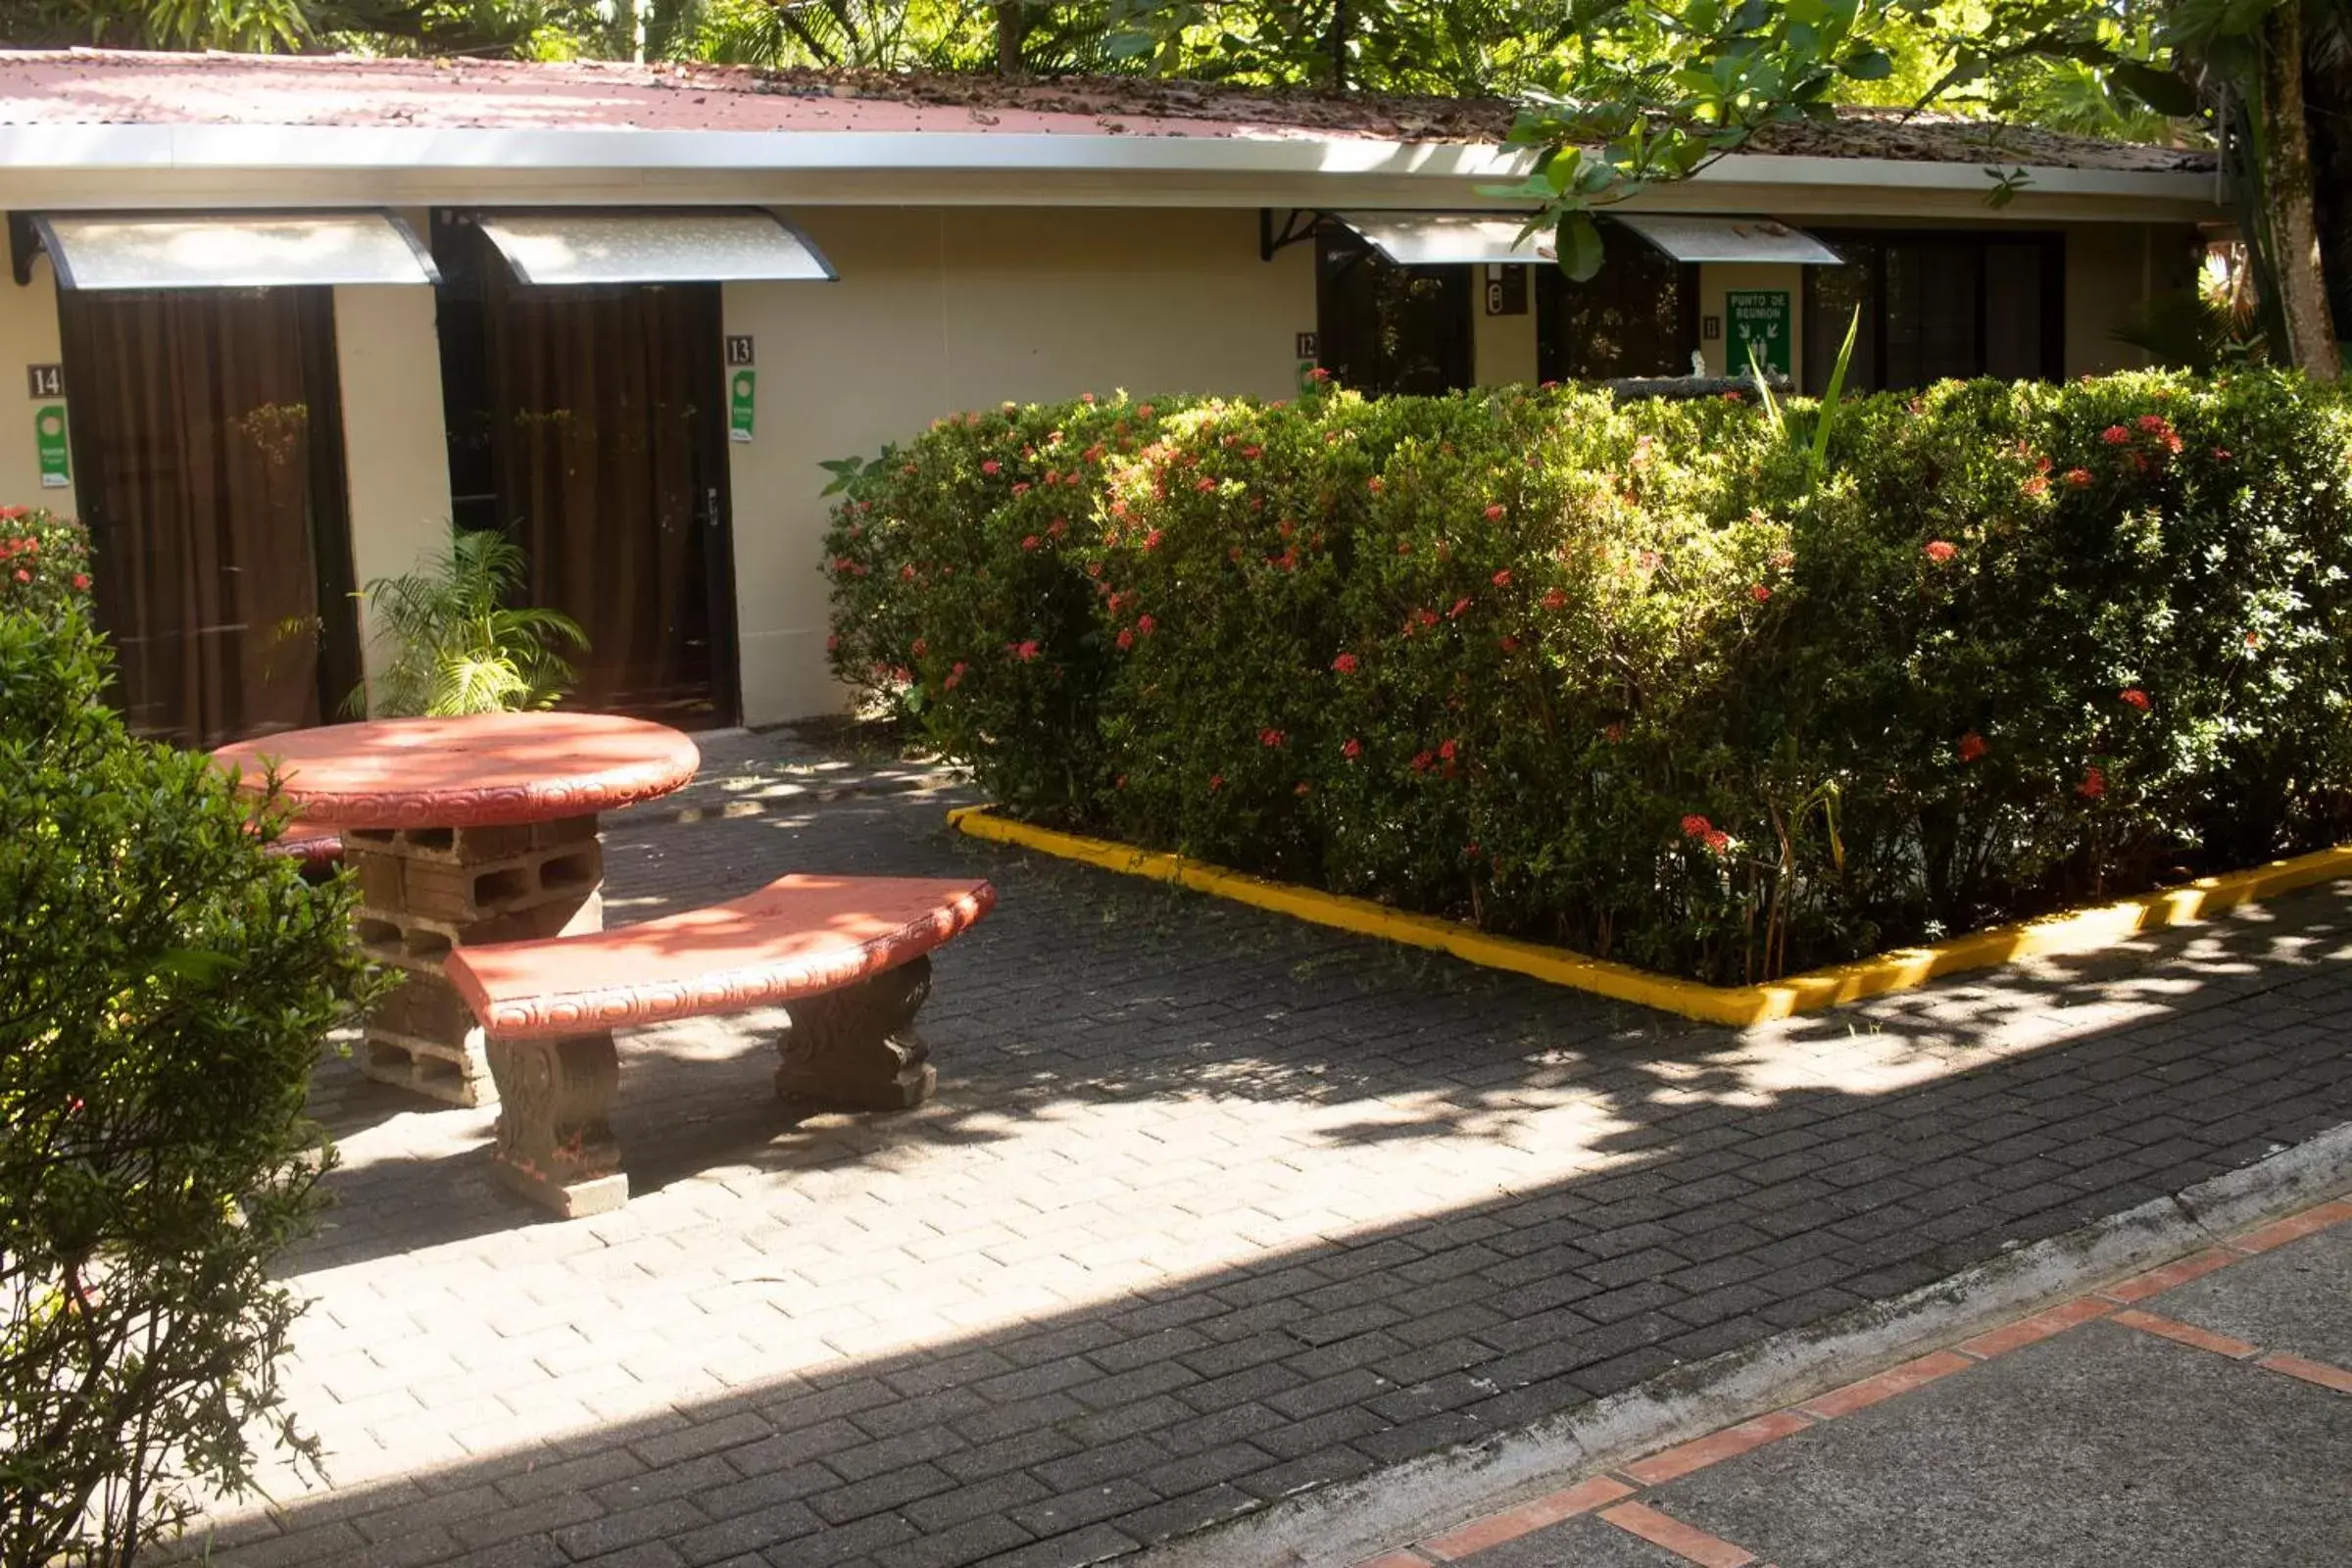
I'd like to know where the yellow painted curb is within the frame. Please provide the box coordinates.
[947,805,2352,1026]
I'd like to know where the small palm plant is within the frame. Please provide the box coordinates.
[349,528,587,717]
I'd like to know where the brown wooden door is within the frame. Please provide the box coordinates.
[56,285,360,748]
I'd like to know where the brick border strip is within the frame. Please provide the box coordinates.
[1346,1194,2352,1568]
[949,805,2352,1025]
[1135,1123,2352,1568]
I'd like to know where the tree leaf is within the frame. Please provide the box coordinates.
[1556,212,1605,282]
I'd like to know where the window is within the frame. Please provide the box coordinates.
[1537,225,1700,382]
[1315,224,1472,396]
[1803,230,2064,393]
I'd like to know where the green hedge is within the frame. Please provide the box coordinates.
[822,373,2352,985]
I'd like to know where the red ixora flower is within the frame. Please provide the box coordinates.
[2078,765,2107,800]
[2120,688,2151,711]
[1259,728,1287,749]
[826,633,841,652]
[2021,476,2049,497]
[981,460,1002,474]
[1342,737,1363,760]
[1703,829,1731,855]
[1924,540,1958,564]
[1295,781,1312,797]
[1116,627,1134,650]
[1957,731,1988,764]
[944,662,967,689]
[1492,568,1512,588]
[1448,596,1474,619]
[1543,587,1568,612]
[1331,652,1359,674]
[911,637,928,658]
[1306,368,1332,383]
[1207,773,1223,792]
[1410,750,1437,774]
[1438,738,1459,761]
[1749,583,1772,604]
[2101,425,2132,446]
[71,573,90,591]
[1143,529,1165,553]
[1484,505,1506,522]
[1021,535,1042,551]
[1136,613,1157,637]
[1011,482,1031,496]
[1603,723,1626,744]
[2064,468,2093,488]
[2136,414,2170,432]
[1010,639,1042,662]
[1681,813,1713,840]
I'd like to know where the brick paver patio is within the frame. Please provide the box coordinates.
[184,730,2352,1568]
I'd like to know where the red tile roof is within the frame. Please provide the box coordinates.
[0,49,2215,173]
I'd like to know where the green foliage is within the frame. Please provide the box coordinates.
[824,371,2352,984]
[0,507,95,625]
[353,528,587,718]
[0,597,381,1566]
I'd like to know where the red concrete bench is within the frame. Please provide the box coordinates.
[268,817,345,869]
[443,872,995,1216]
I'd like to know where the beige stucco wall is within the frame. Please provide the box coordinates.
[723,206,1315,724]
[1472,271,1540,386]
[0,257,74,515]
[332,278,456,697]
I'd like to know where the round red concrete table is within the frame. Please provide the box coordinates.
[214,712,700,1107]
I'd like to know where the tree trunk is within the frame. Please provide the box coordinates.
[2258,2,2343,378]
[994,2,1023,75]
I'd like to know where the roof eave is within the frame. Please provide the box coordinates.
[0,123,2229,222]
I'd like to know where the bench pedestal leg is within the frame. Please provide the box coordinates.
[775,957,935,1112]
[486,1030,627,1217]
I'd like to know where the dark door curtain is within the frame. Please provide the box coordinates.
[483,269,726,723]
[56,287,356,750]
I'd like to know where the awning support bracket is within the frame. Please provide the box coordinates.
[9,215,41,287]
[1258,209,1320,263]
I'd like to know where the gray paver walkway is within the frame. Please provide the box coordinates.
[1356,1202,2352,1568]
[183,728,2352,1568]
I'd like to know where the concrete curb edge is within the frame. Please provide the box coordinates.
[948,804,2352,1025]
[1132,1120,2352,1568]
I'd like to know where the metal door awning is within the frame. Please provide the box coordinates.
[1327,212,1842,268]
[27,211,439,290]
[1611,215,1843,266]
[471,210,835,285]
[1332,213,1554,267]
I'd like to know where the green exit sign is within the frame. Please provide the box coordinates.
[1726,290,1791,378]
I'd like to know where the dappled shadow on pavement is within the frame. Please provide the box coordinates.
[220,756,2352,1568]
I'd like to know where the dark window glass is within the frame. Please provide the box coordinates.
[1804,229,2063,393]
[1804,236,1883,392]
[1315,228,1472,396]
[1537,226,1699,381]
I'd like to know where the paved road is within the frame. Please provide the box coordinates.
[1355,1200,2352,1568]
[180,730,2352,1568]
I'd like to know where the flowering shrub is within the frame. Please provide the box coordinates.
[0,505,94,623]
[824,372,2352,984]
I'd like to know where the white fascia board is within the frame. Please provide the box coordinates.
[0,122,2225,215]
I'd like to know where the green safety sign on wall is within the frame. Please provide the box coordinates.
[34,404,69,489]
[1725,290,1792,378]
[728,368,756,443]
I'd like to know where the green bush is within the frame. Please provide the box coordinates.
[0,505,93,624]
[0,595,380,1564]
[823,372,2352,984]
